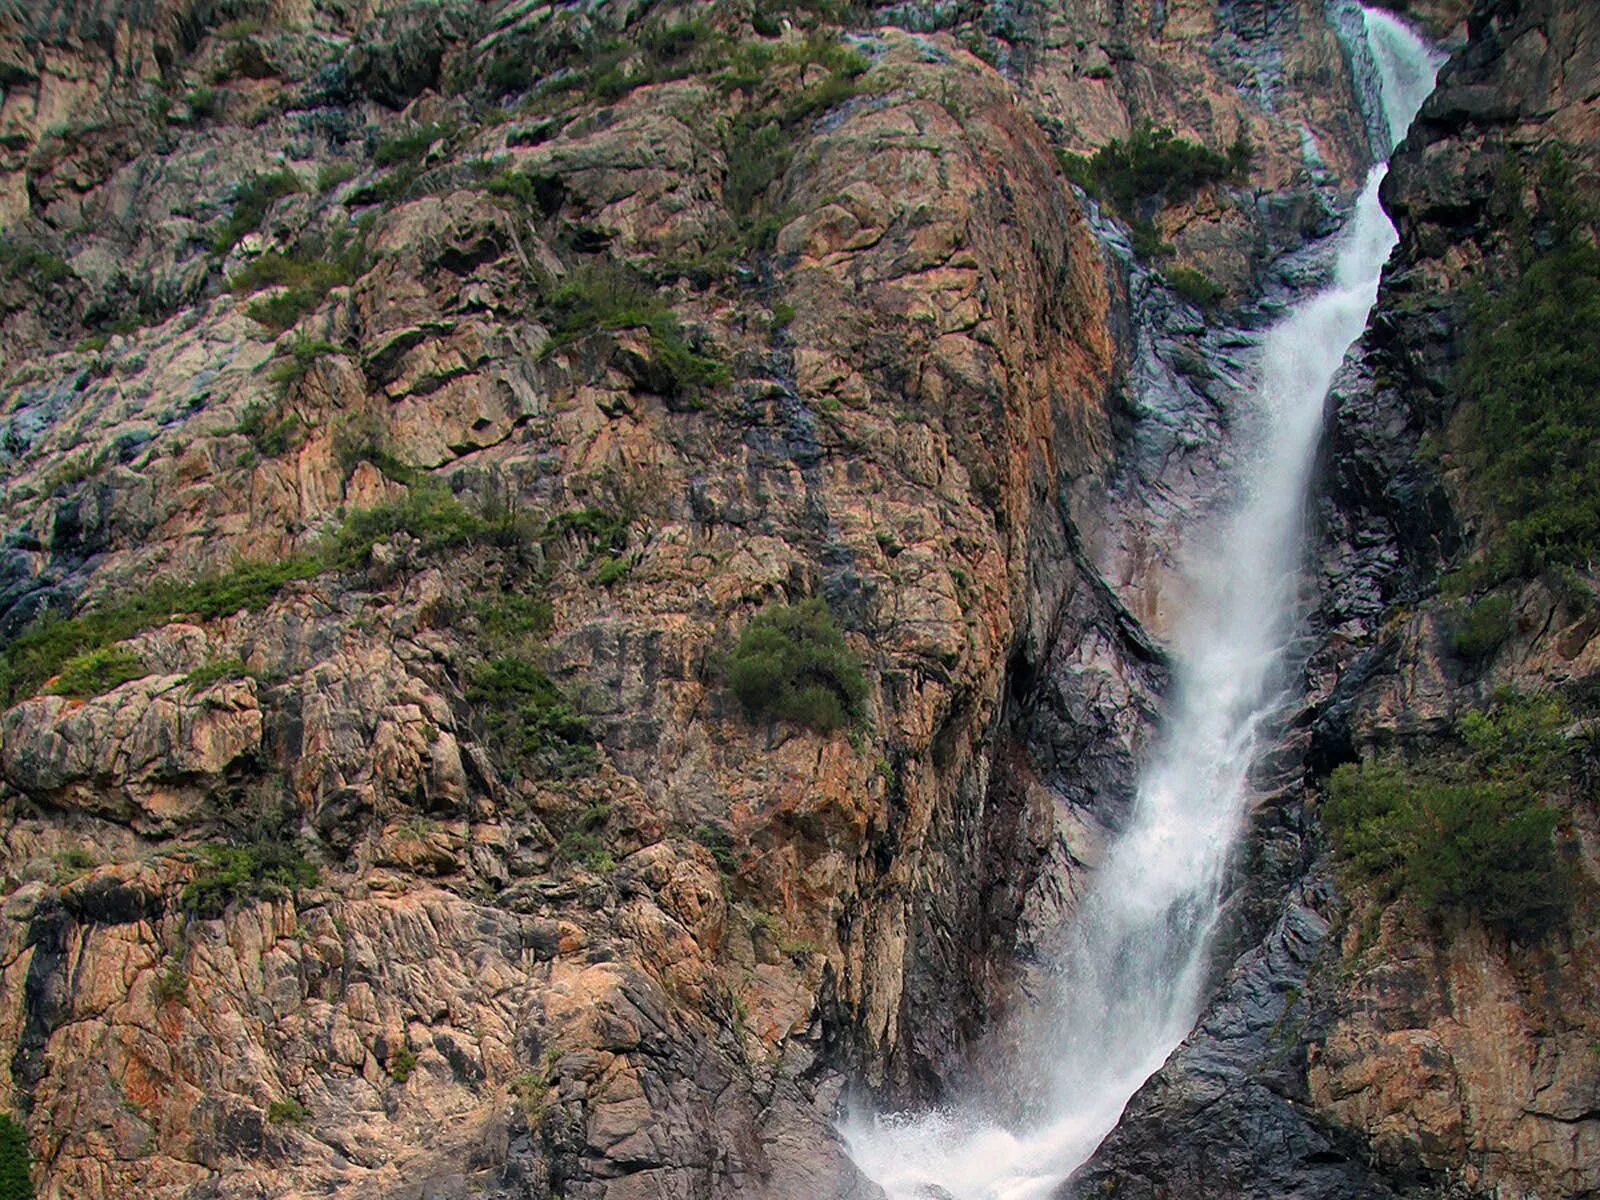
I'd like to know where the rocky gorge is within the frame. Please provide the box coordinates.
[0,1,1595,1199]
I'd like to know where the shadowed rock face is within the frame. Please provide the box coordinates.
[2,0,1591,1198]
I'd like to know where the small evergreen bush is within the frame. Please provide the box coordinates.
[43,645,147,698]
[1323,693,1573,933]
[725,598,866,731]
[468,656,595,776]
[181,842,318,918]
[0,1113,31,1200]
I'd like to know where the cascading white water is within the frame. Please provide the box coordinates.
[844,11,1442,1198]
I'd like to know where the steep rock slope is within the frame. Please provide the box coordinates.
[1070,2,1600,1198]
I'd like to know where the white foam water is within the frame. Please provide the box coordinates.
[844,10,1443,1197]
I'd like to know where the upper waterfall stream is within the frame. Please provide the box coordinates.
[844,10,1442,1197]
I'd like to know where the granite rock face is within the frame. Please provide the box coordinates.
[5,1,1593,1199]
[1068,2,1600,1199]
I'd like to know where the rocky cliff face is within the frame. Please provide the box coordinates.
[1069,2,1600,1199]
[2,1,1592,1198]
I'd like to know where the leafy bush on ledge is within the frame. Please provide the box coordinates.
[725,598,866,731]
[1322,693,1573,934]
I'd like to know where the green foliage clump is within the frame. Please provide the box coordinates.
[594,555,631,587]
[1447,593,1513,662]
[184,656,249,691]
[0,1113,31,1200]
[468,656,595,776]
[43,645,147,698]
[0,237,70,290]
[181,841,318,918]
[718,35,868,230]
[210,169,302,255]
[329,486,506,566]
[388,1044,418,1083]
[541,263,728,400]
[724,598,867,731]
[267,336,338,395]
[230,232,369,332]
[374,122,456,167]
[266,1098,309,1125]
[1060,122,1248,259]
[691,823,737,874]
[473,591,554,645]
[1165,265,1225,309]
[0,556,320,706]
[234,399,303,458]
[1323,693,1573,933]
[1451,231,1600,585]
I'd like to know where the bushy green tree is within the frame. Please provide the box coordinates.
[725,598,866,731]
[0,1113,34,1200]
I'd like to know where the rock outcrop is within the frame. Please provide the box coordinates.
[5,0,1593,1198]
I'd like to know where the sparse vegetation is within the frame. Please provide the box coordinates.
[469,656,595,777]
[1447,170,1600,587]
[1060,122,1249,259]
[0,237,70,291]
[230,231,369,332]
[43,645,148,698]
[1447,593,1513,662]
[0,481,530,707]
[541,263,728,400]
[266,1098,309,1125]
[153,956,188,1004]
[181,841,318,918]
[234,399,303,458]
[210,169,302,256]
[724,598,867,731]
[267,336,338,395]
[184,657,250,691]
[1322,692,1573,934]
[387,1044,418,1083]
[1165,265,1226,309]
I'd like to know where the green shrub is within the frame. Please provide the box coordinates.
[541,263,727,400]
[1166,265,1225,308]
[691,823,736,874]
[1451,236,1600,583]
[1059,123,1243,260]
[43,645,148,698]
[1323,692,1574,933]
[328,486,496,566]
[181,841,318,917]
[186,86,218,119]
[725,598,866,731]
[316,162,357,192]
[1326,763,1561,930]
[374,122,455,167]
[387,1044,418,1083]
[230,234,368,332]
[0,1113,31,1200]
[234,399,303,457]
[468,656,595,776]
[153,956,188,1004]
[266,336,338,395]
[0,237,70,289]
[594,555,631,587]
[474,592,554,646]
[266,1098,309,1125]
[210,169,302,255]
[1448,593,1513,661]
[184,656,249,690]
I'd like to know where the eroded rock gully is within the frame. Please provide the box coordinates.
[0,0,1593,1198]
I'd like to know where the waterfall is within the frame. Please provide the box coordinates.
[843,10,1443,1197]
